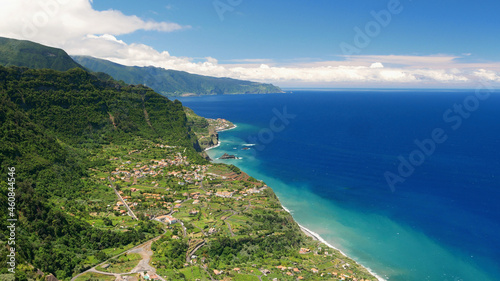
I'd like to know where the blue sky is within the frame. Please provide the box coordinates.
[91,0,500,62]
[1,0,500,87]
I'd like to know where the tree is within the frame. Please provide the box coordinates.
[103,217,113,226]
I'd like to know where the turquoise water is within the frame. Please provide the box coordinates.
[179,91,500,281]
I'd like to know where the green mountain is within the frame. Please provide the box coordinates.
[0,37,83,71]
[73,55,283,97]
[0,37,282,98]
[0,65,203,279]
[0,43,377,281]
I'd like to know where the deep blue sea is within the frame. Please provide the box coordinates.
[178,90,500,281]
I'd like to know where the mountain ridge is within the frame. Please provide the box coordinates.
[0,37,83,71]
[73,55,284,97]
[0,36,283,98]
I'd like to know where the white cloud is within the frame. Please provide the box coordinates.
[65,39,499,86]
[0,0,188,47]
[0,0,499,88]
[370,62,384,69]
[473,69,500,82]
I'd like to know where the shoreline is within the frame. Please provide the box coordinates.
[204,141,221,151]
[281,206,386,281]
[203,124,238,152]
[295,219,386,281]
[206,136,386,281]
[215,124,237,133]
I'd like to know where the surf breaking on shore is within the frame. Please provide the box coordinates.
[204,124,238,152]
[204,120,385,281]
[281,206,386,281]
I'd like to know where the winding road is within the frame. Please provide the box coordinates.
[71,232,165,281]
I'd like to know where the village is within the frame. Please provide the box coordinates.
[75,139,378,281]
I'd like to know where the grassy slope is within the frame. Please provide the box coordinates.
[0,37,83,71]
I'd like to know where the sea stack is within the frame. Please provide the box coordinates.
[219,153,237,159]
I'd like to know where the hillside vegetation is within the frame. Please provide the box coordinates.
[0,65,376,281]
[0,37,83,71]
[73,55,283,97]
[0,65,200,280]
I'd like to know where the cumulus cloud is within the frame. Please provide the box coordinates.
[0,0,188,47]
[89,44,476,85]
[473,69,500,82]
[0,0,499,87]
[370,62,384,69]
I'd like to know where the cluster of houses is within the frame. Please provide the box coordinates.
[260,264,366,281]
[112,201,128,214]
[214,186,267,199]
[206,265,366,281]
[209,118,234,132]
[167,165,207,184]
[110,155,192,182]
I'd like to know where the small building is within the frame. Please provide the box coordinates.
[299,248,311,254]
[155,215,177,224]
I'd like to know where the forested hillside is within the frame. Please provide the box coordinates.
[0,66,202,280]
[73,56,283,97]
[0,66,376,281]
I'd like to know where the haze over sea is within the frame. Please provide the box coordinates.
[178,90,500,281]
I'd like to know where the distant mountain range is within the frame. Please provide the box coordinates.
[0,36,282,97]
[72,55,283,97]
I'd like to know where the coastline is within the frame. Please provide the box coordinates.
[206,154,385,281]
[203,141,221,151]
[205,134,385,281]
[203,124,238,152]
[215,123,237,133]
[297,221,386,281]
[281,206,386,281]
[182,92,500,281]
[202,120,384,280]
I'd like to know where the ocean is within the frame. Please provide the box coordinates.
[177,90,500,281]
